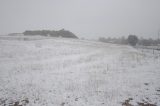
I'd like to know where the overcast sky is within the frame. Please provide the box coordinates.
[0,0,160,39]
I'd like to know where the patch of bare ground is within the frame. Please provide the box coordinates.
[137,102,156,106]
[0,98,29,106]
[121,98,157,106]
[122,98,133,106]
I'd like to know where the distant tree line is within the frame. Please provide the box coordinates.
[99,35,160,46]
[23,29,78,39]
[138,38,160,46]
[99,36,128,45]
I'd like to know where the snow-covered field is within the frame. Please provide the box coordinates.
[0,36,160,106]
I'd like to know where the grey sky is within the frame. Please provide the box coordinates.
[0,0,160,39]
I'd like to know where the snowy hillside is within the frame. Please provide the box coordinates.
[0,36,160,106]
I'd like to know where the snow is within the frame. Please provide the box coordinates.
[0,36,160,106]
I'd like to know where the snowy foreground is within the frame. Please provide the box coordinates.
[0,36,160,106]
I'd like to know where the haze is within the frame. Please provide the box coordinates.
[0,0,160,39]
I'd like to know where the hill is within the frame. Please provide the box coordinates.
[23,29,78,39]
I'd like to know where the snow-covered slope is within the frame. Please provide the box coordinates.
[0,36,160,106]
